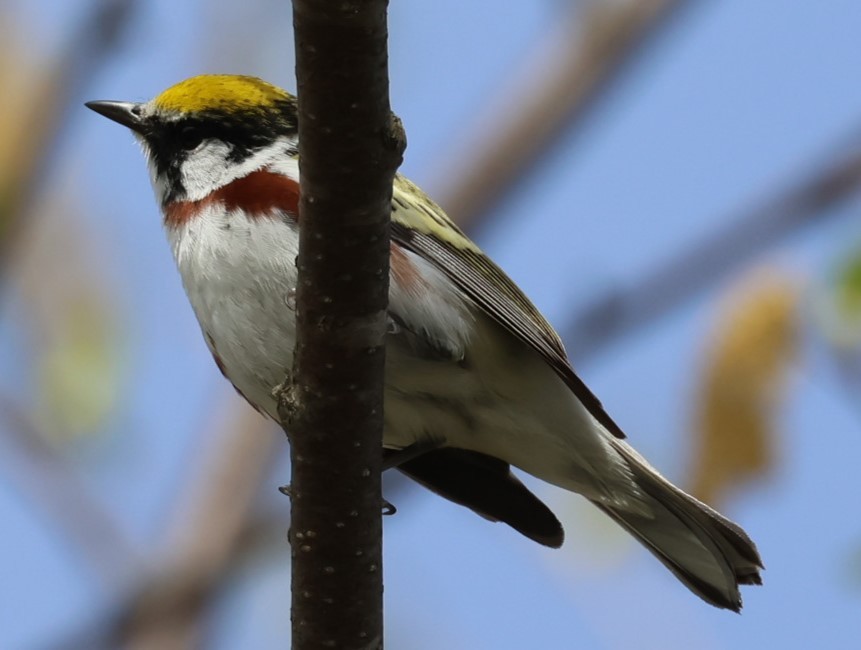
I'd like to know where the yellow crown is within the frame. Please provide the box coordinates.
[153,75,293,114]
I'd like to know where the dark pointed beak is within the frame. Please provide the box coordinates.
[85,100,146,134]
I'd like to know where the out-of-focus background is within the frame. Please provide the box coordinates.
[2,0,861,648]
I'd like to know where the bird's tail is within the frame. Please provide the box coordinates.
[595,441,763,611]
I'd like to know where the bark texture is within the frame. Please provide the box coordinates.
[283,2,405,648]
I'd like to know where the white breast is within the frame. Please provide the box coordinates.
[167,204,302,418]
[166,201,475,422]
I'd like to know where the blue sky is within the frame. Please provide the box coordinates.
[2,1,861,648]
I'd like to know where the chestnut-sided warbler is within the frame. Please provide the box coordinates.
[88,75,762,610]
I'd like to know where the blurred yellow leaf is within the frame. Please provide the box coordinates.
[37,298,122,440]
[690,269,799,505]
[835,252,861,318]
[0,27,39,164]
[815,245,861,350]
[0,23,52,229]
[0,18,125,444]
[14,180,126,444]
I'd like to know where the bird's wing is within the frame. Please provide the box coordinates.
[390,447,564,547]
[390,175,625,439]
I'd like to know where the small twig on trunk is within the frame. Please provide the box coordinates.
[285,2,406,649]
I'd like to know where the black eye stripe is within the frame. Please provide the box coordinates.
[177,125,205,150]
[152,104,296,156]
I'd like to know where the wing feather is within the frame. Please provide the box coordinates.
[391,176,625,439]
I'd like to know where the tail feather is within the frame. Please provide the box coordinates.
[600,442,763,611]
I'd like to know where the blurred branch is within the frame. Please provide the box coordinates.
[119,407,278,650]
[0,393,140,588]
[42,402,281,650]
[434,0,687,233]
[0,0,137,284]
[43,427,421,650]
[563,128,861,360]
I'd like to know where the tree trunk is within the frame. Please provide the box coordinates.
[283,2,405,648]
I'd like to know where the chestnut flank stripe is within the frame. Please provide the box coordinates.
[391,242,426,294]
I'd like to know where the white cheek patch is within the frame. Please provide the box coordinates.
[180,141,241,202]
[181,136,299,202]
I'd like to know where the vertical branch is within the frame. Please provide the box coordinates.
[285,2,405,649]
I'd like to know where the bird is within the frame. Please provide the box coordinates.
[87,74,763,611]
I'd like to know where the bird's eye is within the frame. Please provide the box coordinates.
[177,125,205,151]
